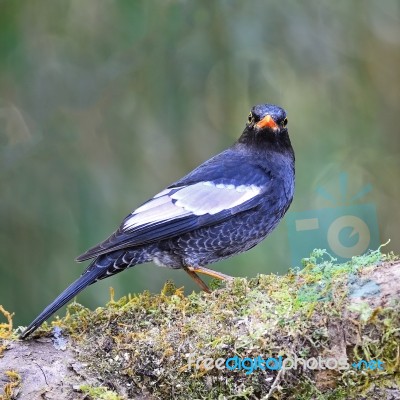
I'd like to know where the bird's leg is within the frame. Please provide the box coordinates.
[187,266,234,282]
[182,265,211,293]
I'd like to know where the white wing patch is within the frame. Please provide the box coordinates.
[123,194,191,230]
[122,182,262,231]
[171,182,261,215]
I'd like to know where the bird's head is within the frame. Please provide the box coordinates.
[238,104,291,151]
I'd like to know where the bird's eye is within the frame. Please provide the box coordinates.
[282,117,288,127]
[248,113,253,124]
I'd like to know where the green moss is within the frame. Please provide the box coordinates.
[79,385,124,400]
[12,247,400,398]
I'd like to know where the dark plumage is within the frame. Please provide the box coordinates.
[21,103,295,339]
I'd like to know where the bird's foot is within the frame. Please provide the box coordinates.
[187,266,234,281]
[183,265,234,293]
[183,267,211,293]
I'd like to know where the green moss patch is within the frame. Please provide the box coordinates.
[31,248,396,399]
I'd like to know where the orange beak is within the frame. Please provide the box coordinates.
[255,114,278,130]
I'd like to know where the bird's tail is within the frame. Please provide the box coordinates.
[20,262,104,339]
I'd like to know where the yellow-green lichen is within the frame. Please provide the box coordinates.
[0,306,13,342]
[0,370,21,400]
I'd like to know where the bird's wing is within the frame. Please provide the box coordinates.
[76,149,270,261]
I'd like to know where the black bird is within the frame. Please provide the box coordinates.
[20,103,295,339]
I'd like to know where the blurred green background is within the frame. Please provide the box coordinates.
[1,1,399,327]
